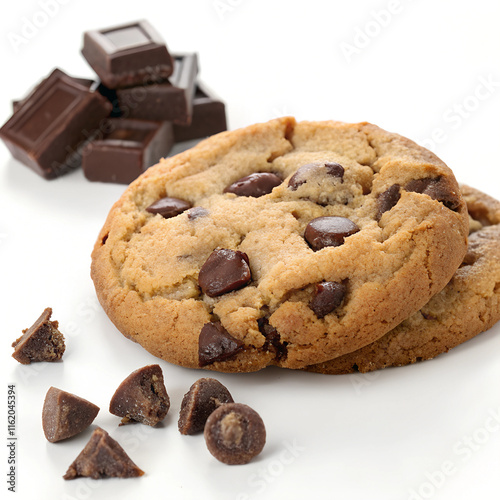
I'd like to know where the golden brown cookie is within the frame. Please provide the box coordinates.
[306,185,500,374]
[91,117,468,372]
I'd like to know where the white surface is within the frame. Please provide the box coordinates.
[1,1,500,499]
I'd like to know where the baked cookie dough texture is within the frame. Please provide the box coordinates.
[307,185,500,374]
[91,117,468,372]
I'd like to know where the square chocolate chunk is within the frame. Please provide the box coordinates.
[115,53,198,125]
[81,20,174,89]
[82,118,173,184]
[0,68,111,179]
[173,81,227,142]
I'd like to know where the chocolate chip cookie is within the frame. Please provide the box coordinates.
[91,117,468,372]
[306,185,500,374]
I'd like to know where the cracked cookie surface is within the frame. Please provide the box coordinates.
[90,117,468,372]
[306,185,500,374]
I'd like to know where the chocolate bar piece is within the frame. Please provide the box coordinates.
[0,69,111,179]
[173,82,227,142]
[12,68,94,113]
[115,53,198,125]
[82,118,173,184]
[81,20,174,89]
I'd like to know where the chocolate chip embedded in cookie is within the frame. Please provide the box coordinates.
[90,117,469,372]
[306,185,500,374]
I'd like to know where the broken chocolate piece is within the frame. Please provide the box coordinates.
[81,20,174,89]
[224,173,282,198]
[310,281,347,319]
[377,184,401,220]
[178,378,234,435]
[406,177,461,211]
[204,403,266,465]
[109,364,170,426]
[42,387,99,443]
[82,119,174,184]
[12,308,65,364]
[199,322,244,367]
[198,249,252,297]
[146,196,192,218]
[288,162,344,190]
[0,69,111,179]
[173,81,227,142]
[115,53,198,125]
[63,427,144,479]
[304,216,360,251]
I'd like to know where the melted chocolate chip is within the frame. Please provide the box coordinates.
[304,216,360,251]
[178,378,234,435]
[288,162,344,190]
[406,177,461,211]
[223,172,282,197]
[198,322,244,367]
[310,281,347,319]
[257,318,287,360]
[376,184,401,220]
[187,207,209,220]
[204,403,266,465]
[146,196,192,218]
[198,249,252,297]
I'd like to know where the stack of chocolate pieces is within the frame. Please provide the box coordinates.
[0,20,227,184]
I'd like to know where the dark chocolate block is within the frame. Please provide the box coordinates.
[81,20,174,89]
[0,69,111,179]
[82,118,173,184]
[12,308,65,364]
[42,387,100,443]
[12,68,94,113]
[63,427,144,479]
[109,365,170,426]
[173,82,227,142]
[115,53,198,125]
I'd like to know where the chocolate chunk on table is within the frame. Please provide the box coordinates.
[42,387,99,443]
[63,427,144,480]
[204,403,266,465]
[0,68,111,179]
[114,53,198,125]
[82,118,173,184]
[12,308,65,364]
[173,82,227,142]
[178,378,234,435]
[81,20,174,89]
[109,364,170,426]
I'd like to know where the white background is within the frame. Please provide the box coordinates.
[1,1,500,499]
